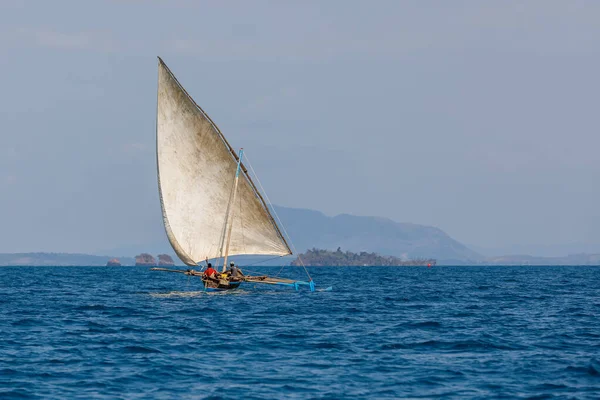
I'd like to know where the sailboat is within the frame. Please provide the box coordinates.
[151,57,315,292]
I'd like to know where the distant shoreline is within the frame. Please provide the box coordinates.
[1,251,599,267]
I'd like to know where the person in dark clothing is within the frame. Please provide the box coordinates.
[228,262,244,280]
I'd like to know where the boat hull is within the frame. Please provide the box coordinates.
[202,278,242,291]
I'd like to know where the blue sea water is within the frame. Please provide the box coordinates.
[1,266,599,399]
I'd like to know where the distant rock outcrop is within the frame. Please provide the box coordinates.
[157,254,175,266]
[135,253,156,266]
[106,258,121,266]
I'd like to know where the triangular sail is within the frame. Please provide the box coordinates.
[156,58,291,266]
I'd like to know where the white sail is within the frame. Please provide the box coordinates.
[156,58,291,266]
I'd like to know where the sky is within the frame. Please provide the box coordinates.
[0,0,599,256]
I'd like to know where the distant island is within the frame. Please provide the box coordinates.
[133,253,175,266]
[292,248,436,266]
[106,258,121,266]
[157,254,175,266]
[135,253,156,266]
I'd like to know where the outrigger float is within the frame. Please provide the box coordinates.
[151,57,315,292]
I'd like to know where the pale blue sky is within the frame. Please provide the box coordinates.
[0,1,599,256]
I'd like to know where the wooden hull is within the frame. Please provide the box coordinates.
[202,278,242,291]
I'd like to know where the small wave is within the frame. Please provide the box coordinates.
[410,376,444,387]
[149,291,207,298]
[119,326,143,333]
[451,312,475,318]
[175,306,217,315]
[140,367,179,379]
[75,304,109,311]
[563,306,584,313]
[477,285,498,290]
[565,359,600,377]
[0,368,19,375]
[0,390,38,399]
[534,383,569,390]
[381,339,519,351]
[48,358,80,365]
[565,367,593,376]
[310,342,346,349]
[380,343,407,350]
[85,320,105,328]
[11,318,40,327]
[122,345,162,354]
[411,321,442,328]
[275,333,308,339]
[297,362,333,370]
[524,394,560,400]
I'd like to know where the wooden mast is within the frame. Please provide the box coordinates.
[222,149,244,272]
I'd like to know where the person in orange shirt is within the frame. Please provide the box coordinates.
[203,263,219,279]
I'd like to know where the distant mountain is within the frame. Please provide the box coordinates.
[272,206,483,264]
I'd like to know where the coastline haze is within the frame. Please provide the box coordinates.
[0,1,598,256]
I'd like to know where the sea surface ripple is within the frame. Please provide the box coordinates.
[1,266,600,399]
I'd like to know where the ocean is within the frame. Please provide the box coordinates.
[1,266,599,399]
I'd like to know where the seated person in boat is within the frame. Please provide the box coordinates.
[227,262,244,281]
[203,263,219,279]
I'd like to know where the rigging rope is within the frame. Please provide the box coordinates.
[244,153,312,282]
[239,185,246,253]
[242,255,285,269]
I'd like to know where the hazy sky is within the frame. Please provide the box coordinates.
[1,1,599,256]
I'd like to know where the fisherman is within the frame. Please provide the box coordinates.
[203,263,219,279]
[228,262,244,280]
